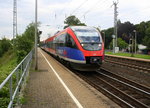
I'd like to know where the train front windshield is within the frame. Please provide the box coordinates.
[74,28,102,51]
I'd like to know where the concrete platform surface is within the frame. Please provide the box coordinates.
[22,48,120,108]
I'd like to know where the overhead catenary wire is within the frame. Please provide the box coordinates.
[80,0,111,19]
[53,0,89,29]
[78,0,112,25]
[59,0,74,16]
[57,0,111,21]
[53,0,113,29]
[56,0,88,22]
[53,0,74,29]
[82,0,105,16]
[70,0,89,15]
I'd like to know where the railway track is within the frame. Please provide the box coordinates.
[105,55,150,73]
[74,69,150,108]
[45,50,150,107]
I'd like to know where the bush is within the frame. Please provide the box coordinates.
[0,97,10,108]
[14,35,33,63]
[0,38,12,57]
[109,38,128,50]
[16,50,28,63]
[14,22,41,62]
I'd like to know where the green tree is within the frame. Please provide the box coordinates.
[110,38,128,50]
[64,15,86,28]
[135,22,146,44]
[118,21,135,43]
[24,22,41,43]
[101,27,114,49]
[135,21,150,44]
[101,20,150,51]
[118,38,128,50]
[15,34,33,62]
[14,22,41,62]
[142,27,150,49]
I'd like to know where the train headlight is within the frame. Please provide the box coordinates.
[98,44,102,47]
[98,44,102,49]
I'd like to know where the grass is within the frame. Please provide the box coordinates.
[0,50,17,83]
[105,52,150,60]
[0,50,33,108]
[0,50,17,108]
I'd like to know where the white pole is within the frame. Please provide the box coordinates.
[112,35,115,53]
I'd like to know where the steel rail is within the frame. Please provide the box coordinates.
[96,71,150,96]
[73,70,150,108]
[100,68,150,93]
[94,75,149,108]
[75,72,136,108]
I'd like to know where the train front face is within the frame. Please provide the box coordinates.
[70,26,104,71]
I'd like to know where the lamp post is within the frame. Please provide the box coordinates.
[133,30,137,54]
[131,34,134,57]
[35,0,38,70]
[129,38,132,53]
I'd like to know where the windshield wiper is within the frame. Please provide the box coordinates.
[81,42,101,44]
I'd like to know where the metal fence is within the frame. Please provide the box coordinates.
[0,50,33,108]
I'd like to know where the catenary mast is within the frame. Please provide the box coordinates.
[113,1,118,48]
[13,0,17,45]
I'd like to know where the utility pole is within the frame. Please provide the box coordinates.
[129,38,132,53]
[13,0,17,45]
[113,1,118,48]
[35,0,38,70]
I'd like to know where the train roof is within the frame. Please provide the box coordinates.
[70,26,98,31]
[44,26,100,42]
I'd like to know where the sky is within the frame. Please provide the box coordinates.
[0,0,150,41]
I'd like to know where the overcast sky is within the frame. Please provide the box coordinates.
[0,0,150,41]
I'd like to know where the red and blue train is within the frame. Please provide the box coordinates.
[41,26,104,71]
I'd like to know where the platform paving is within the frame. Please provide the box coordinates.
[22,48,120,108]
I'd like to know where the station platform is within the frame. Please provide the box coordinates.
[22,48,120,108]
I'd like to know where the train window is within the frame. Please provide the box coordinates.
[55,33,66,47]
[50,41,52,49]
[59,34,66,47]
[55,37,58,43]
[66,33,78,49]
[48,42,50,48]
